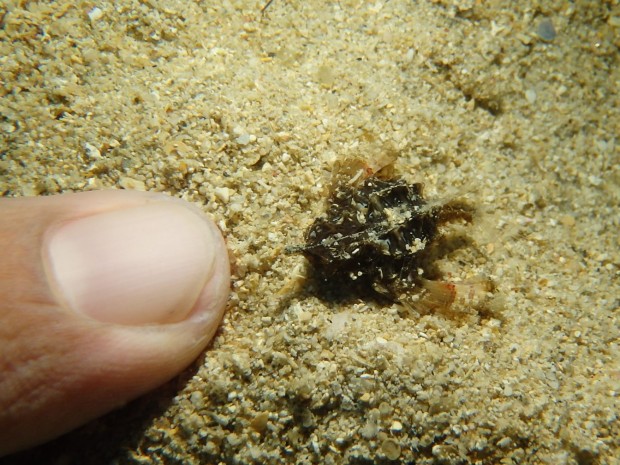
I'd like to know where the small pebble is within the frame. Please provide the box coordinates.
[390,420,403,432]
[250,412,270,433]
[559,214,576,227]
[381,439,401,460]
[119,176,146,191]
[536,18,556,42]
[360,421,378,439]
[525,88,537,104]
[84,142,101,159]
[189,391,204,409]
[214,186,231,203]
[235,133,251,145]
[226,433,243,446]
[378,402,392,416]
[88,6,104,22]
[229,202,243,213]
[497,437,513,448]
[588,175,603,187]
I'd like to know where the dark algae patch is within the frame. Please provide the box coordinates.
[288,157,480,309]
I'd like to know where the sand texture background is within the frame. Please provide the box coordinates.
[1,1,619,464]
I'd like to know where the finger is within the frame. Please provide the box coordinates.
[0,190,230,456]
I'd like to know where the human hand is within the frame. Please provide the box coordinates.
[0,190,230,456]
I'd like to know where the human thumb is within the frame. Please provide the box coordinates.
[0,190,230,456]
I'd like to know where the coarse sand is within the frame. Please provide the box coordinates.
[1,1,618,464]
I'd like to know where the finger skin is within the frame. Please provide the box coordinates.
[0,191,230,456]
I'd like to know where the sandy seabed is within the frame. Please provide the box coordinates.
[1,1,618,464]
